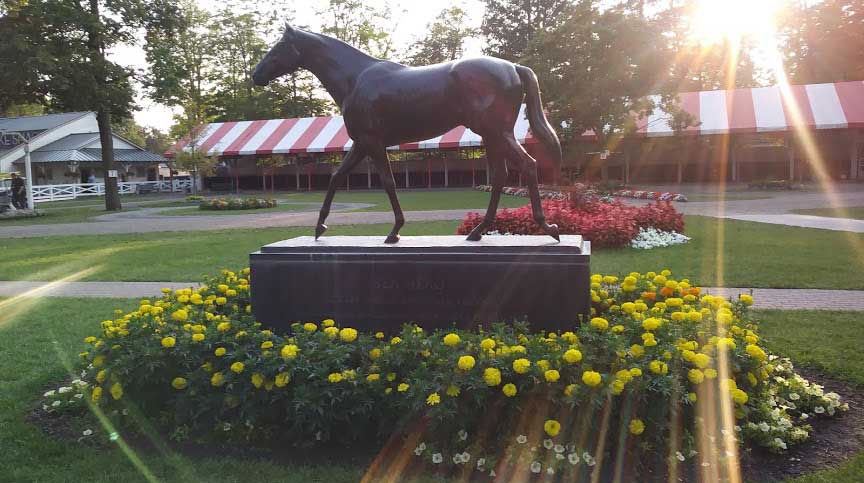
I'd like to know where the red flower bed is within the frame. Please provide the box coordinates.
[457,200,684,248]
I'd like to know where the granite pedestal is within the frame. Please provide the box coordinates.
[250,235,591,333]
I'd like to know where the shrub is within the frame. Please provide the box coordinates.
[46,268,846,479]
[185,195,204,202]
[199,197,276,210]
[457,200,682,248]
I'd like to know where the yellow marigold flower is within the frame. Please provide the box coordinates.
[324,326,339,339]
[96,370,106,384]
[687,311,703,322]
[611,379,625,395]
[328,373,343,383]
[510,345,527,354]
[161,287,172,294]
[480,338,496,351]
[369,348,382,360]
[649,360,668,375]
[386,373,397,381]
[443,333,461,346]
[688,392,697,402]
[273,372,290,387]
[561,331,578,344]
[225,289,237,297]
[91,386,102,402]
[251,373,265,388]
[502,383,517,397]
[564,384,576,396]
[629,418,645,435]
[642,333,657,347]
[366,373,380,382]
[216,322,231,332]
[692,353,711,369]
[512,358,531,374]
[642,317,661,331]
[739,294,754,306]
[397,382,409,392]
[339,327,358,343]
[731,388,749,405]
[217,284,229,293]
[108,382,123,400]
[544,369,560,383]
[322,319,335,327]
[671,312,686,322]
[688,369,705,384]
[281,344,299,359]
[458,355,476,371]
[615,370,633,383]
[747,372,758,386]
[582,370,602,387]
[426,392,441,405]
[201,362,212,372]
[484,367,502,386]
[375,331,384,339]
[630,367,642,377]
[563,349,583,364]
[192,333,205,342]
[303,322,317,332]
[230,362,244,374]
[446,384,460,396]
[171,309,188,322]
[746,344,767,362]
[590,317,609,331]
[390,336,402,345]
[630,344,645,358]
[84,336,97,344]
[544,419,561,437]
[612,324,625,334]
[161,336,176,348]
[666,297,683,307]
[171,377,187,390]
[256,341,272,351]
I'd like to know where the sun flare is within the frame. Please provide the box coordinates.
[689,0,785,46]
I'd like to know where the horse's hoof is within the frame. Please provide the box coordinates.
[465,232,483,241]
[545,223,560,242]
[314,224,328,240]
[384,234,400,244]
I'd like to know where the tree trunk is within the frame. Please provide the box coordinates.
[97,109,122,210]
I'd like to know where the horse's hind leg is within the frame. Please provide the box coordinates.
[501,134,560,242]
[368,145,404,244]
[466,142,506,241]
[316,146,365,239]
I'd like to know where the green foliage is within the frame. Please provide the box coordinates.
[199,197,277,210]
[47,269,848,479]
[404,6,474,66]
[318,0,394,59]
[480,0,572,61]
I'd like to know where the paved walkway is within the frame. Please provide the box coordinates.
[3,187,863,238]
[2,280,862,311]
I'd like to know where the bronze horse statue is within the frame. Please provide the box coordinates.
[252,26,562,243]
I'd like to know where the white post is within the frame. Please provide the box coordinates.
[23,141,35,209]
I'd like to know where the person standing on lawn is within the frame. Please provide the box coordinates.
[10,172,25,209]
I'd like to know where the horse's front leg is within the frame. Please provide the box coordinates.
[367,145,404,244]
[316,146,366,239]
[466,143,506,241]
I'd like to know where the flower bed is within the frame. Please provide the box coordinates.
[630,227,691,249]
[457,199,685,248]
[614,189,688,202]
[474,184,688,202]
[43,268,846,480]
[199,197,276,210]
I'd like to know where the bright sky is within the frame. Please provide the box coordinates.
[115,0,486,130]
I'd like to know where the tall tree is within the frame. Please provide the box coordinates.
[0,0,178,210]
[778,0,864,84]
[404,6,474,66]
[318,0,395,59]
[480,0,572,61]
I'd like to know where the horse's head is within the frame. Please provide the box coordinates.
[252,25,302,86]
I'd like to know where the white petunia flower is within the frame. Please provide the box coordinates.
[789,393,800,400]
[516,434,528,444]
[814,406,825,414]
[44,390,56,398]
[554,444,565,453]
[51,400,61,407]
[759,422,770,432]
[530,461,542,473]
[568,453,580,465]
[453,454,462,464]
[547,467,555,475]
[58,387,71,394]
[555,453,565,461]
[82,429,93,436]
[74,393,83,399]
[774,438,787,450]
[461,452,470,463]
[543,439,553,449]
[476,458,485,468]
[458,429,468,441]
[432,453,443,464]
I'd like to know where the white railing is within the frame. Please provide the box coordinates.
[31,179,193,202]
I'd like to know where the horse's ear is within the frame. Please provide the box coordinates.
[283,24,295,40]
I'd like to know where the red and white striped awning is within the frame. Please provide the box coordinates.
[634,80,864,137]
[166,105,535,158]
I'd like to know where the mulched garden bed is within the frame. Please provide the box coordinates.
[28,367,863,482]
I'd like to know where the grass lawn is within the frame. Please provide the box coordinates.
[1,299,860,482]
[792,207,864,220]
[1,216,863,288]
[0,205,142,226]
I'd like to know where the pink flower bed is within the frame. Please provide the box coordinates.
[457,200,684,248]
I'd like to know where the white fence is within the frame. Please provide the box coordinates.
[32,179,194,202]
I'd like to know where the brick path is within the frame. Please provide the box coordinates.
[2,280,862,311]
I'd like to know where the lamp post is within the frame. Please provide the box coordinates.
[2,130,35,209]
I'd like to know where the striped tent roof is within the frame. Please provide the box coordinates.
[166,105,535,158]
[634,80,864,137]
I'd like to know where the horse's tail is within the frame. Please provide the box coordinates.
[515,64,562,166]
